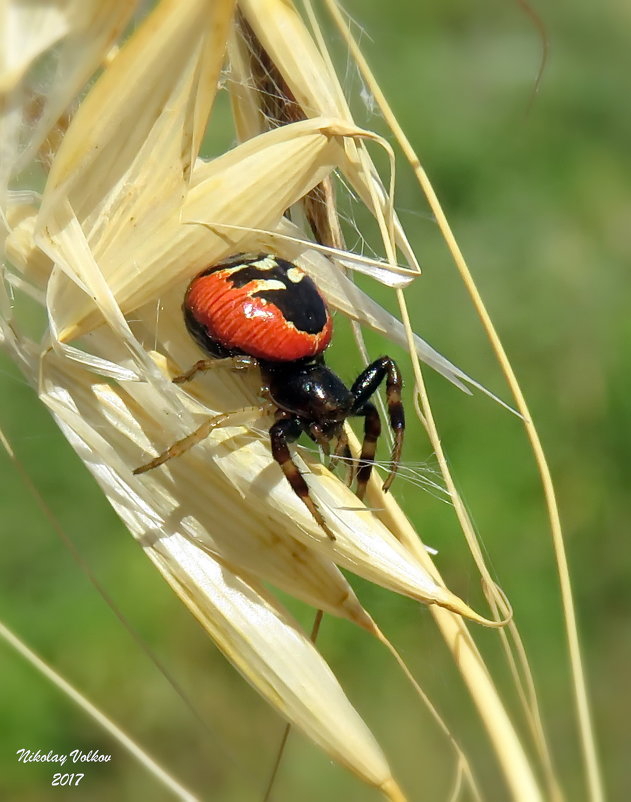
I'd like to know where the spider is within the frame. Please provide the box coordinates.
[134,253,404,539]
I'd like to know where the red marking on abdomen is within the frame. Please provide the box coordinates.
[186,273,332,361]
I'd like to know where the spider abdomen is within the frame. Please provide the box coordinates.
[184,253,333,362]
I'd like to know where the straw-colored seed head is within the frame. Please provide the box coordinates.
[2,2,577,801]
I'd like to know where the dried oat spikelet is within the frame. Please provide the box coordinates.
[1,1,542,800]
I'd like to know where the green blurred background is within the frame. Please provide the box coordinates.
[1,1,628,800]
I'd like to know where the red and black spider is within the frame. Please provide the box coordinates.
[134,253,404,539]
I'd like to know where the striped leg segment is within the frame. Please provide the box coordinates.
[354,402,381,500]
[269,415,336,541]
[350,356,405,495]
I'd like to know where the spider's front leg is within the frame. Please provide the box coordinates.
[352,401,381,500]
[350,355,405,497]
[269,412,336,541]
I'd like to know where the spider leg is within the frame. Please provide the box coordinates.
[353,401,381,499]
[173,355,257,384]
[133,406,263,474]
[270,414,336,541]
[350,356,405,494]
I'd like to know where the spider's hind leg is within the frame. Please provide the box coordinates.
[133,407,263,474]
